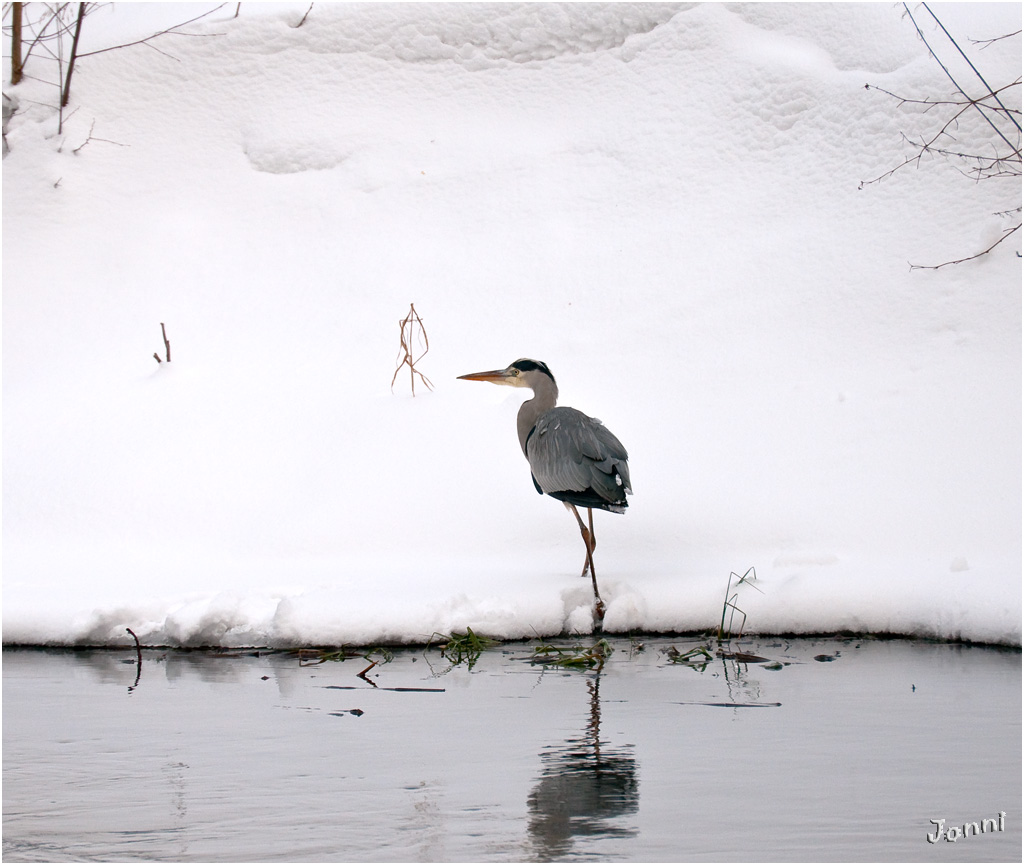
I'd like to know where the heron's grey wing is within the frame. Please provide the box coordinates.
[527,407,631,504]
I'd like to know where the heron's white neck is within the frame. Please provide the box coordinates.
[516,373,558,456]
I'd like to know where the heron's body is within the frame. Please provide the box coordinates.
[458,358,632,623]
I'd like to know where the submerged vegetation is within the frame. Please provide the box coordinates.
[530,639,614,669]
[428,627,499,670]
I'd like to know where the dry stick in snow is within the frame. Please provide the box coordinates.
[391,304,433,396]
[59,3,85,108]
[296,3,314,28]
[11,2,23,85]
[154,323,171,364]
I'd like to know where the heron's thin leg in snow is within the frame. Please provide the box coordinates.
[566,505,603,619]
[566,503,593,577]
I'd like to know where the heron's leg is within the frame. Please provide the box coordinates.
[565,505,604,621]
[565,503,594,577]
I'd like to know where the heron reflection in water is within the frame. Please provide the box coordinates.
[526,670,639,857]
[457,359,632,624]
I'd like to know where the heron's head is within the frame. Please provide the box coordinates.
[457,358,556,390]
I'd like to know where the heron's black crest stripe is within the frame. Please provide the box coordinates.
[511,358,556,385]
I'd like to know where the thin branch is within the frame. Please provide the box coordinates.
[60,2,85,108]
[971,30,1021,49]
[71,120,128,153]
[903,3,1020,153]
[11,4,69,72]
[922,3,1021,133]
[859,81,1021,188]
[910,222,1021,270]
[294,2,313,28]
[75,3,226,58]
[863,81,1022,118]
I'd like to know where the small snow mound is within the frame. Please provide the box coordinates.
[292,2,686,67]
[562,585,598,634]
[603,588,648,633]
[243,136,350,175]
[725,3,920,74]
[950,557,970,573]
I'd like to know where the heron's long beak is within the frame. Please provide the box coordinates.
[457,368,514,385]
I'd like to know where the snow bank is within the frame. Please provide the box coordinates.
[3,3,1020,647]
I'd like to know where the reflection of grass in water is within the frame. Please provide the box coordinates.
[530,639,613,670]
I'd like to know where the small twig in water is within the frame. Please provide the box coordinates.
[126,627,143,691]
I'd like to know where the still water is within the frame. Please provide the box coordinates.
[3,637,1021,862]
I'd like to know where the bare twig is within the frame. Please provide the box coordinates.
[903,3,1020,150]
[910,222,1021,270]
[160,322,171,362]
[862,8,1020,266]
[391,303,433,396]
[920,3,1021,134]
[971,30,1021,49]
[8,4,72,78]
[75,4,227,58]
[294,3,313,28]
[71,120,128,154]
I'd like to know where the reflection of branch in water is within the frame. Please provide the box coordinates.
[717,651,765,706]
[527,672,639,859]
[126,628,143,693]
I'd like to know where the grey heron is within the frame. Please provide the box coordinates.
[457,359,631,622]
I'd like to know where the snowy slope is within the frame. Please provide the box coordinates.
[3,2,1020,647]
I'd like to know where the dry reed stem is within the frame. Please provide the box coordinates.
[391,303,434,396]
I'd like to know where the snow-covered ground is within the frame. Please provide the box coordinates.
[3,3,1020,648]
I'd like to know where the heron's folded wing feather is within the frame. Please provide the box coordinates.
[527,408,630,501]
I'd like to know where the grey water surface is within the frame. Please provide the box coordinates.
[3,637,1021,862]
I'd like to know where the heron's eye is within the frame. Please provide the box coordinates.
[510,368,520,376]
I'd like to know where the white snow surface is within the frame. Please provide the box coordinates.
[2,2,1020,648]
